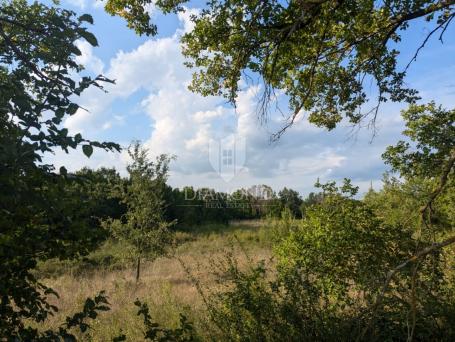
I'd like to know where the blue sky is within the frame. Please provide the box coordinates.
[48,0,455,195]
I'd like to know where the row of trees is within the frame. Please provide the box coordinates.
[67,164,321,228]
[165,184,322,222]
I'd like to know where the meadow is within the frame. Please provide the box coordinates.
[34,221,274,341]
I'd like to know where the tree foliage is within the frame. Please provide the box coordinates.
[203,179,455,341]
[278,187,303,218]
[69,167,127,223]
[104,0,454,135]
[0,0,119,337]
[163,184,295,226]
[108,142,175,281]
[383,102,455,179]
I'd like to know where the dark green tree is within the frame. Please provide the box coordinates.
[67,167,127,227]
[278,187,303,218]
[176,186,204,226]
[0,0,119,337]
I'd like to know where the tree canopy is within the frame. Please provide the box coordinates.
[105,0,454,136]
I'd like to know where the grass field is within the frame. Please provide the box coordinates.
[34,221,275,340]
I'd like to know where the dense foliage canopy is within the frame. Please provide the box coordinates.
[0,0,118,337]
[105,0,454,136]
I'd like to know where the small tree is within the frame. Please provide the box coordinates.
[111,141,175,282]
[278,187,303,218]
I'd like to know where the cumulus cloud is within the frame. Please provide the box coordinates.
[75,40,105,75]
[51,10,454,196]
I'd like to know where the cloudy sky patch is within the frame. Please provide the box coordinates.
[46,0,455,196]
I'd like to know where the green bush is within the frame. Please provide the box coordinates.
[203,182,455,341]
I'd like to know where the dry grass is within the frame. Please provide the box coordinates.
[35,222,273,341]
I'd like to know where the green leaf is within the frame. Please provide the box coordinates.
[67,103,79,115]
[79,30,98,47]
[82,144,93,158]
[70,45,82,56]
[59,166,67,176]
[74,133,83,143]
[79,14,94,24]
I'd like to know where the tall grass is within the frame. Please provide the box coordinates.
[33,221,274,340]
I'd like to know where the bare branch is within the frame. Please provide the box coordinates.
[404,13,455,71]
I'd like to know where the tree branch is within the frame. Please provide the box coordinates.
[359,147,455,340]
[420,148,455,215]
[0,23,67,87]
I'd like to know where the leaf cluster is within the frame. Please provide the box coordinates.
[103,0,454,133]
[0,0,119,336]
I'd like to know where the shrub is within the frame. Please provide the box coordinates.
[203,182,455,341]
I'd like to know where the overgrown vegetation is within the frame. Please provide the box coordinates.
[1,0,454,341]
[200,104,455,341]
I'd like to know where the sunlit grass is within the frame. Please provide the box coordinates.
[33,221,274,340]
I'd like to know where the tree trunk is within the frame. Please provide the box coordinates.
[136,256,141,282]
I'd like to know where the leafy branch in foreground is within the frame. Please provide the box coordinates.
[0,0,119,337]
[134,300,196,341]
[11,291,110,341]
[104,0,454,136]
[361,103,455,340]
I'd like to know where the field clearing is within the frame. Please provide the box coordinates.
[35,222,274,341]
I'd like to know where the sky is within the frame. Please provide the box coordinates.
[47,0,455,196]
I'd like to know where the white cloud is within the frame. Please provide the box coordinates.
[55,16,387,194]
[193,107,225,123]
[75,40,105,75]
[64,85,107,134]
[51,11,455,196]
[107,37,181,97]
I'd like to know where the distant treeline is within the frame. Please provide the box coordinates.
[67,167,323,227]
